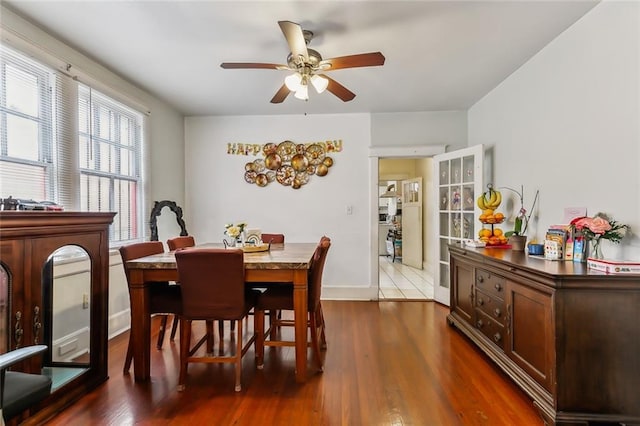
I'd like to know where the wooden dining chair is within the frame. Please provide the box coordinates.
[254,236,331,372]
[119,241,182,373]
[166,235,197,340]
[175,248,259,392]
[248,233,285,330]
[167,235,195,251]
[261,233,285,244]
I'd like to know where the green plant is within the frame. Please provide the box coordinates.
[502,185,539,238]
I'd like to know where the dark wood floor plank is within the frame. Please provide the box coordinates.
[39,301,541,425]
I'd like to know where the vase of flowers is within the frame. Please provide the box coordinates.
[570,213,628,259]
[224,222,247,247]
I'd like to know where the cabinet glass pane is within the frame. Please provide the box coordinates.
[462,185,474,211]
[440,238,450,261]
[463,155,475,183]
[439,161,449,185]
[449,186,462,211]
[439,263,450,289]
[452,213,469,239]
[0,265,7,354]
[463,213,474,239]
[451,159,462,184]
[439,213,449,236]
[439,187,449,211]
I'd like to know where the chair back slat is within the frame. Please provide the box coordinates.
[119,241,164,263]
[167,236,195,251]
[175,248,246,319]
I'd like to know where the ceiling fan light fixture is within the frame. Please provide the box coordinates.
[311,75,329,94]
[284,73,302,91]
[294,84,309,100]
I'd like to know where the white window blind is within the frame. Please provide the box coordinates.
[0,44,145,245]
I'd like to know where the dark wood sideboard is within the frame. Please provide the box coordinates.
[447,243,640,426]
[0,211,115,424]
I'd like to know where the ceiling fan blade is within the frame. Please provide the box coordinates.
[278,21,309,63]
[270,84,291,104]
[320,52,386,71]
[322,75,356,102]
[220,62,288,70]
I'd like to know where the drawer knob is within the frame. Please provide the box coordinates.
[493,333,502,343]
[477,276,484,283]
[478,297,484,306]
[476,319,484,328]
[494,308,501,318]
[494,283,502,291]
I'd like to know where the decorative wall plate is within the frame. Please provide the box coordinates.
[276,141,296,162]
[276,165,295,185]
[255,173,268,187]
[244,170,257,183]
[305,143,325,165]
[265,153,282,170]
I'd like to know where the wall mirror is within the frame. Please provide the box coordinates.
[42,245,91,390]
[149,200,188,244]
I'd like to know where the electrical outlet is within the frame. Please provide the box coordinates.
[346,205,353,215]
[82,293,89,309]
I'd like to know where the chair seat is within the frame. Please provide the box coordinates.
[256,286,296,311]
[3,371,52,420]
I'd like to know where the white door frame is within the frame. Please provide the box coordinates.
[369,145,447,299]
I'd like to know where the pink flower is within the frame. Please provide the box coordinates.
[572,217,593,230]
[588,216,612,234]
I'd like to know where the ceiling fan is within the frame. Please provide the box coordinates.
[220,21,385,103]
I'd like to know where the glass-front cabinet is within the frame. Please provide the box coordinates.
[0,211,115,423]
[433,145,485,305]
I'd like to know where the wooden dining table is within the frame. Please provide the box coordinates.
[124,242,318,383]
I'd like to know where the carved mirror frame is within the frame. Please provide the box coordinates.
[149,200,188,241]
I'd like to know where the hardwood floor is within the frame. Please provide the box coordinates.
[40,301,542,425]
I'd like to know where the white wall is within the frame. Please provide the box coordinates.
[371,111,467,150]
[468,0,639,260]
[185,113,373,298]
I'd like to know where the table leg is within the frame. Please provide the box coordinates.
[129,270,151,381]
[293,269,308,383]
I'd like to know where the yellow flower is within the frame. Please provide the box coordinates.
[225,226,241,238]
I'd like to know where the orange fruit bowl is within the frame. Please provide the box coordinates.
[479,217,505,224]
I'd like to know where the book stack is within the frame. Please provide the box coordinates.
[587,258,640,274]
[544,225,570,260]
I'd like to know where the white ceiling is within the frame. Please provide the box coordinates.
[3,1,599,117]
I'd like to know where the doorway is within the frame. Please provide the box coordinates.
[371,145,447,301]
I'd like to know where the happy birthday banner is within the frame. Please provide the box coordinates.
[227,139,343,156]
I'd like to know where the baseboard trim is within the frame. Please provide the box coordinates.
[322,286,378,301]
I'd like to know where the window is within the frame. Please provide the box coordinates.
[78,86,143,242]
[0,45,54,201]
[0,44,145,245]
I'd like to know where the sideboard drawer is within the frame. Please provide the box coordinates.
[474,309,506,351]
[476,269,505,299]
[475,288,505,324]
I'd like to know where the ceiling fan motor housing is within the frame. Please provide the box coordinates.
[287,48,323,70]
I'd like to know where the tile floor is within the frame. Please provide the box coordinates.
[378,255,435,300]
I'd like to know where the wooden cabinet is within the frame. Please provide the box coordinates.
[447,243,640,426]
[0,211,115,424]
